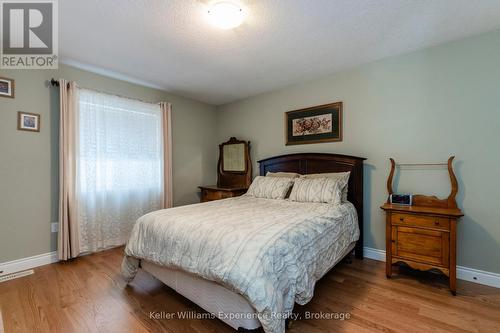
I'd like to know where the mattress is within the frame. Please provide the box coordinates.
[142,241,356,331]
[123,196,360,333]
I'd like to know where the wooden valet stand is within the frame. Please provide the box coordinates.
[381,156,464,295]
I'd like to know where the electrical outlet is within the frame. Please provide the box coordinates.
[51,222,59,233]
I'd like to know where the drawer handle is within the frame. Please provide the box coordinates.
[434,220,440,226]
[399,217,404,222]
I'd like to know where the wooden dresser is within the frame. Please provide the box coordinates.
[381,157,463,295]
[199,185,248,202]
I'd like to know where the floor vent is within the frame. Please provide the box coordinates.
[0,270,34,283]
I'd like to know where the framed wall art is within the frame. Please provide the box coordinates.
[285,102,342,145]
[0,77,15,98]
[18,112,41,132]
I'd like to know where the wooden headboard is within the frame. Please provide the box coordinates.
[258,153,366,259]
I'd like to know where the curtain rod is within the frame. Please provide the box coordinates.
[49,78,167,106]
[50,78,71,88]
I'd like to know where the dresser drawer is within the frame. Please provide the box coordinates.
[202,189,229,202]
[391,213,449,231]
[200,187,247,202]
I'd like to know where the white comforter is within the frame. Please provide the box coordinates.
[122,195,359,333]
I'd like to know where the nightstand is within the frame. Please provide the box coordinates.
[381,204,463,294]
[198,185,248,202]
[382,156,464,295]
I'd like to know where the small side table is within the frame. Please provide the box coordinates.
[198,185,248,202]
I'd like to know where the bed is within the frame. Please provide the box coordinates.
[122,153,365,333]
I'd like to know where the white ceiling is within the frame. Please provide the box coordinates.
[60,0,500,105]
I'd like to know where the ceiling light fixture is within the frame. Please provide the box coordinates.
[207,1,245,30]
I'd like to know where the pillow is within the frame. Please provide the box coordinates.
[266,171,301,178]
[289,177,345,205]
[301,172,350,202]
[246,176,295,199]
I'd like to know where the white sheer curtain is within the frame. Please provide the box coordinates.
[77,89,163,253]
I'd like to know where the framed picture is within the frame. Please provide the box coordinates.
[285,102,342,145]
[0,77,15,98]
[18,112,41,132]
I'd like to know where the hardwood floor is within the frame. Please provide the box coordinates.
[1,247,499,333]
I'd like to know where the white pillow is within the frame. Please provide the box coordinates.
[289,177,345,205]
[246,176,295,199]
[266,171,301,178]
[301,172,350,202]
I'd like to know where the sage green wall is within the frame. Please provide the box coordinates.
[216,29,500,273]
[0,64,217,263]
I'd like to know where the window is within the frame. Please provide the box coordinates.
[77,89,163,253]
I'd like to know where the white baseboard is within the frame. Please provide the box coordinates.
[363,247,386,262]
[0,308,4,333]
[456,266,500,289]
[0,252,59,276]
[363,247,500,289]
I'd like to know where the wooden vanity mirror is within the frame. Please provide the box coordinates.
[218,137,252,188]
[199,137,251,202]
[222,142,246,172]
